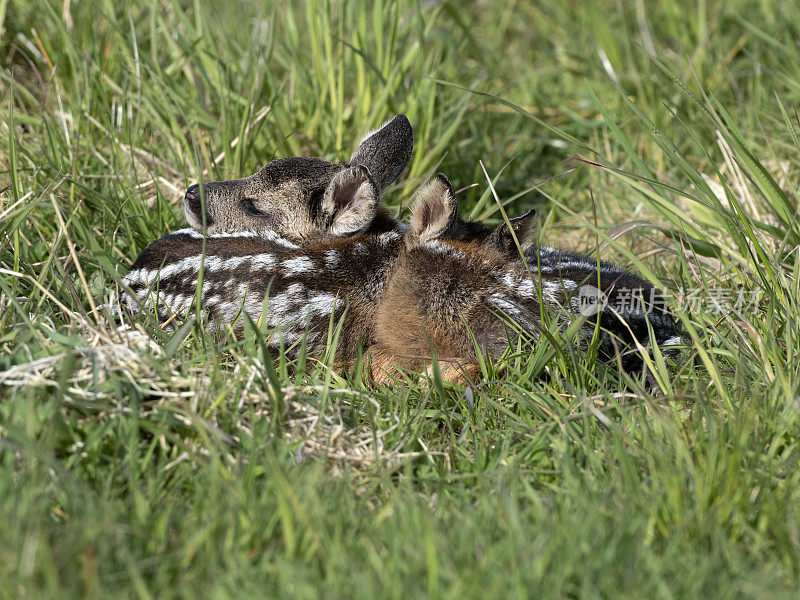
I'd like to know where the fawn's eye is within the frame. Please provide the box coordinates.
[241,197,269,218]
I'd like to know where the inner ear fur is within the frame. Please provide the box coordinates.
[486,208,537,254]
[322,165,378,236]
[410,173,459,244]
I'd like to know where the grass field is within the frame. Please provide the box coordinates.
[3,0,800,597]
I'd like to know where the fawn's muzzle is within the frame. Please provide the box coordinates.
[184,184,213,226]
[185,184,200,202]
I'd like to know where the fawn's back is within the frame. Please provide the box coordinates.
[123,227,404,363]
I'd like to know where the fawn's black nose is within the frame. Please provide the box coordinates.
[185,184,199,201]
[184,183,213,225]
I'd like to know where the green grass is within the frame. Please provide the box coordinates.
[2,0,800,597]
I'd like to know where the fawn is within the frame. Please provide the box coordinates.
[123,162,528,366]
[182,114,413,241]
[122,115,416,359]
[369,174,681,382]
[124,170,679,383]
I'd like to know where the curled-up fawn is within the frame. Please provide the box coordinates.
[122,114,413,331]
[121,176,514,366]
[370,174,681,383]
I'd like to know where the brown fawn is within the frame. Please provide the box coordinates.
[370,174,680,382]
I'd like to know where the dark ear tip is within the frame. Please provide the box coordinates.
[435,172,452,187]
[391,114,411,129]
[434,173,456,198]
[391,115,412,148]
[376,114,411,139]
[514,208,537,219]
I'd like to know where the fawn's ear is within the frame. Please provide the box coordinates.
[486,209,536,254]
[349,115,413,194]
[410,173,459,244]
[321,165,379,236]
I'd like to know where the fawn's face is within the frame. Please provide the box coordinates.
[184,115,413,242]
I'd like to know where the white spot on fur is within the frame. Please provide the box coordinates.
[255,229,300,248]
[171,227,299,248]
[324,249,341,268]
[537,261,594,274]
[223,256,248,270]
[542,281,562,304]
[423,240,466,260]
[249,253,276,271]
[379,231,402,244]
[307,292,337,316]
[267,283,304,320]
[488,294,523,319]
[487,294,540,337]
[172,227,201,238]
[281,256,314,275]
[124,255,211,287]
[500,271,536,298]
[518,279,535,296]
[127,252,283,293]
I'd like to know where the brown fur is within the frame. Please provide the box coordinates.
[371,174,537,383]
[372,238,526,384]
[125,174,523,377]
[128,173,678,386]
[370,174,679,384]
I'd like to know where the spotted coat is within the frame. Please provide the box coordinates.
[372,175,680,380]
[122,227,403,364]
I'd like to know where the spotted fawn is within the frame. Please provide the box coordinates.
[123,114,417,363]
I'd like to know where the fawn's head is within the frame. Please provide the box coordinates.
[184,115,413,242]
[406,173,536,255]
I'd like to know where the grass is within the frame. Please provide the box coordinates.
[2,0,800,597]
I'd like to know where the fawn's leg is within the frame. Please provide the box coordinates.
[366,346,394,384]
[366,345,421,384]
